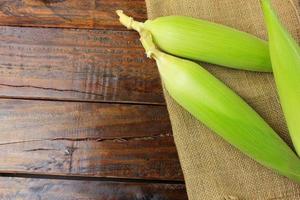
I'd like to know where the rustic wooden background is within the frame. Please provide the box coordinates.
[0,0,188,199]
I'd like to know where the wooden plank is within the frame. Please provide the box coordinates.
[0,26,163,104]
[0,177,188,200]
[0,99,183,180]
[0,0,146,30]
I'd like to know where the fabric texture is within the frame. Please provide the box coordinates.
[145,0,300,199]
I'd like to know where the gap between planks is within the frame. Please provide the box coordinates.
[0,172,185,185]
[0,95,166,106]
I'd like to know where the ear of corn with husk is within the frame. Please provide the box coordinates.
[117,10,272,72]
[261,0,300,155]
[120,17,300,182]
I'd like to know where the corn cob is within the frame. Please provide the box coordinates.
[261,0,300,155]
[120,22,300,182]
[117,10,272,72]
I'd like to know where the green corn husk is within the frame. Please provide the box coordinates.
[122,25,300,182]
[261,0,300,155]
[117,10,272,72]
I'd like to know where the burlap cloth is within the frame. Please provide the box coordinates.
[145,0,300,199]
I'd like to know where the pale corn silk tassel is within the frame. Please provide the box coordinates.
[116,10,300,185]
[116,10,160,59]
[116,10,144,33]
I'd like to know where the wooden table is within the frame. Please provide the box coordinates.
[0,0,188,199]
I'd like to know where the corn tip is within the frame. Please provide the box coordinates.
[116,10,123,16]
[115,10,132,30]
[116,10,144,32]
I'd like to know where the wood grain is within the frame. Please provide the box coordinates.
[0,99,183,180]
[0,0,146,30]
[0,177,188,200]
[0,0,186,196]
[0,26,163,104]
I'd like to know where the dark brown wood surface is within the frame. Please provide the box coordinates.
[0,0,188,199]
[0,26,163,104]
[0,0,147,30]
[0,99,182,180]
[0,177,187,200]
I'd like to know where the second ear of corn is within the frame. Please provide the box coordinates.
[135,29,300,183]
[117,10,272,72]
[261,0,300,155]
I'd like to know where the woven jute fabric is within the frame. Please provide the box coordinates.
[145,0,300,199]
